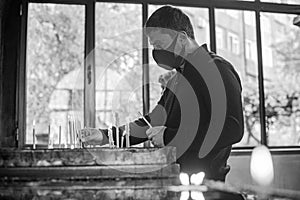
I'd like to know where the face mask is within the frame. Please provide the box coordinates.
[152,34,185,70]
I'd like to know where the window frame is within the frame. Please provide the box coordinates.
[18,0,300,149]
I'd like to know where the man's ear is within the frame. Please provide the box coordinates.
[179,31,188,45]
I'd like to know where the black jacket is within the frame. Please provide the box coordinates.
[104,44,244,179]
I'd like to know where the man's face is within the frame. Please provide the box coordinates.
[148,30,182,70]
[148,30,174,50]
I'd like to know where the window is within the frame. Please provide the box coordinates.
[95,3,142,127]
[225,10,240,19]
[26,3,85,145]
[261,12,300,146]
[18,0,300,149]
[216,26,224,49]
[216,9,259,147]
[244,11,255,26]
[245,39,256,61]
[262,47,274,68]
[227,32,240,54]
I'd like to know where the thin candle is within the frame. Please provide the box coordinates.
[78,121,82,149]
[74,121,77,147]
[108,127,114,148]
[32,120,36,149]
[59,125,62,148]
[125,120,130,148]
[48,125,53,149]
[69,119,73,148]
[113,112,119,148]
[121,134,124,148]
[72,119,76,148]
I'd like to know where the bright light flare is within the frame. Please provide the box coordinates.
[191,191,205,200]
[190,172,205,185]
[180,191,190,200]
[250,145,274,186]
[179,172,190,185]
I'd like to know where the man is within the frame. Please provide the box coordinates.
[81,5,244,181]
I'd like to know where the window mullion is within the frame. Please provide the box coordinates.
[209,6,216,53]
[142,3,150,147]
[18,0,29,148]
[255,6,267,145]
[142,3,150,115]
[84,0,96,128]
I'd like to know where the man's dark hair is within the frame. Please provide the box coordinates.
[145,6,195,40]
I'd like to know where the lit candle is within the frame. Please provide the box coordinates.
[75,119,79,148]
[32,120,36,149]
[125,120,130,148]
[68,118,73,149]
[72,119,76,148]
[250,145,274,187]
[78,121,82,149]
[113,112,119,148]
[121,134,124,148]
[48,125,53,149]
[108,126,114,148]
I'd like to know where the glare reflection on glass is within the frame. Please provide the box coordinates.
[180,191,190,200]
[191,191,205,200]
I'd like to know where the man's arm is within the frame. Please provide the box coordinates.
[81,94,168,146]
[102,103,168,146]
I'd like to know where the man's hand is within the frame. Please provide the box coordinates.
[80,128,103,145]
[146,126,166,147]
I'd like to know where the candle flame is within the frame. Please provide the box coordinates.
[250,145,274,186]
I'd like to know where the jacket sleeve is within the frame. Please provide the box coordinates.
[102,90,169,146]
[214,59,244,149]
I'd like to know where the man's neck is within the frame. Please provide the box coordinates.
[184,39,200,56]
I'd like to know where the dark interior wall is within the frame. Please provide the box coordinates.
[0,0,21,147]
[0,1,4,148]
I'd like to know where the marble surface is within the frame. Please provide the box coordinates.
[0,147,176,167]
[0,147,179,181]
[0,179,246,200]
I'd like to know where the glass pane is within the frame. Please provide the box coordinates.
[26,3,85,146]
[261,12,300,146]
[148,5,210,110]
[261,0,300,4]
[95,3,142,128]
[216,9,260,146]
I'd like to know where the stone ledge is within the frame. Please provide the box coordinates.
[0,164,180,181]
[0,147,177,167]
